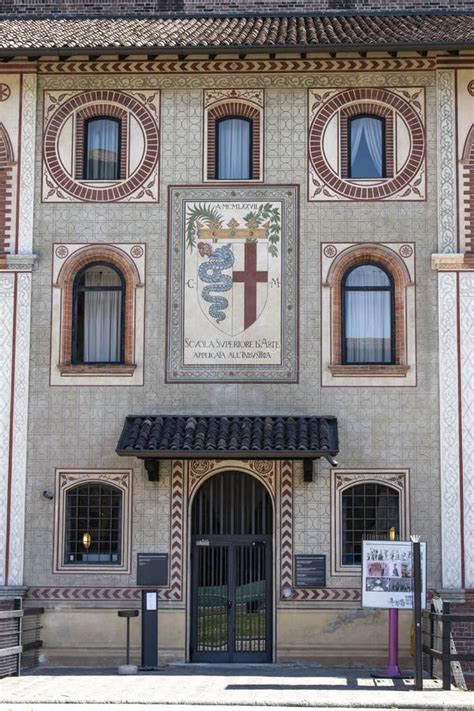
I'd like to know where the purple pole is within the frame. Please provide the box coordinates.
[385,608,402,677]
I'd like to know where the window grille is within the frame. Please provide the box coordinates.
[65,483,122,565]
[341,483,399,565]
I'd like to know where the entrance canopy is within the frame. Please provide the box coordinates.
[116,415,339,478]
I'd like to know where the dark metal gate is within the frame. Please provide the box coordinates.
[190,471,273,663]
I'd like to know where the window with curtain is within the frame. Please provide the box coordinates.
[65,483,122,565]
[84,117,120,180]
[72,263,124,364]
[341,483,400,565]
[342,263,394,364]
[216,117,252,180]
[349,115,385,179]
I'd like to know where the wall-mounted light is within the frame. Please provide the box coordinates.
[281,584,293,600]
[82,532,91,550]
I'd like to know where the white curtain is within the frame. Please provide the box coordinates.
[83,267,121,363]
[217,118,251,179]
[87,119,119,180]
[350,116,383,178]
[344,265,391,363]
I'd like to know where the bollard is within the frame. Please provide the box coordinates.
[117,609,139,675]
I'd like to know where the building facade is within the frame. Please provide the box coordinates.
[0,0,473,669]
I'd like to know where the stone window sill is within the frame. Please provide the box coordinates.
[58,364,137,376]
[328,364,410,377]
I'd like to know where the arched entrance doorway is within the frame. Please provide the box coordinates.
[190,470,273,662]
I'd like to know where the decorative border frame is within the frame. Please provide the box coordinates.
[166,184,299,383]
[38,58,436,76]
[53,469,133,574]
[308,87,426,202]
[321,242,417,387]
[50,243,146,386]
[42,89,160,203]
[330,468,411,578]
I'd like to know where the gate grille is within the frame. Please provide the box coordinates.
[192,471,272,536]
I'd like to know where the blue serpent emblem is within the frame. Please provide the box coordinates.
[198,242,234,323]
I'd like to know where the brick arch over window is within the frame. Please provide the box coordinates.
[340,103,394,180]
[56,245,141,368]
[326,244,411,368]
[462,125,474,252]
[0,123,15,254]
[207,100,261,180]
[74,104,128,180]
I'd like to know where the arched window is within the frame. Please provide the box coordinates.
[342,263,394,365]
[72,262,124,364]
[64,482,122,565]
[216,117,252,180]
[84,117,120,180]
[348,115,385,179]
[341,483,400,565]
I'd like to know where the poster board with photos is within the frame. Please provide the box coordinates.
[361,541,427,610]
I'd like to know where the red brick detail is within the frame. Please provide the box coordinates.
[207,100,261,180]
[74,104,128,180]
[56,245,140,367]
[0,123,15,254]
[340,103,394,180]
[462,126,474,253]
[326,244,411,367]
[44,90,159,202]
[309,88,424,201]
[451,592,474,688]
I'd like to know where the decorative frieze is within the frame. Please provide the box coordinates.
[38,58,436,76]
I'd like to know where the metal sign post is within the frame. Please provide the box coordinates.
[141,590,158,670]
[411,536,423,690]
[385,527,402,677]
[361,538,427,680]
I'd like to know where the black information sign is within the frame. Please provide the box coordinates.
[137,553,169,586]
[295,555,326,587]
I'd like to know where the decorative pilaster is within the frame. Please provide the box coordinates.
[0,71,37,590]
[437,271,463,590]
[0,274,15,586]
[17,73,36,254]
[459,273,474,588]
[437,69,458,253]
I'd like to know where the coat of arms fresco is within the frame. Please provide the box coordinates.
[167,186,298,382]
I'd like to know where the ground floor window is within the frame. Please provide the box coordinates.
[53,469,132,574]
[331,469,410,576]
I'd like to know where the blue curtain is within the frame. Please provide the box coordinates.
[350,116,383,179]
[217,118,251,180]
[86,118,120,180]
[344,264,392,363]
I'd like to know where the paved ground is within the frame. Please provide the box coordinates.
[0,665,472,709]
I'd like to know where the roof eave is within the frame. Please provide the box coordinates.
[115,448,339,459]
[0,39,473,59]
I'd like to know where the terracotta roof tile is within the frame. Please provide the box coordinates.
[116,415,339,459]
[0,14,473,52]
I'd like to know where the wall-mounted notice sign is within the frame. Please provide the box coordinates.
[295,555,326,587]
[361,541,426,610]
[137,553,169,586]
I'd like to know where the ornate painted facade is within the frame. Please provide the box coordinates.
[0,1,473,676]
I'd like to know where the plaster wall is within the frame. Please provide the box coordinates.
[24,68,441,663]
